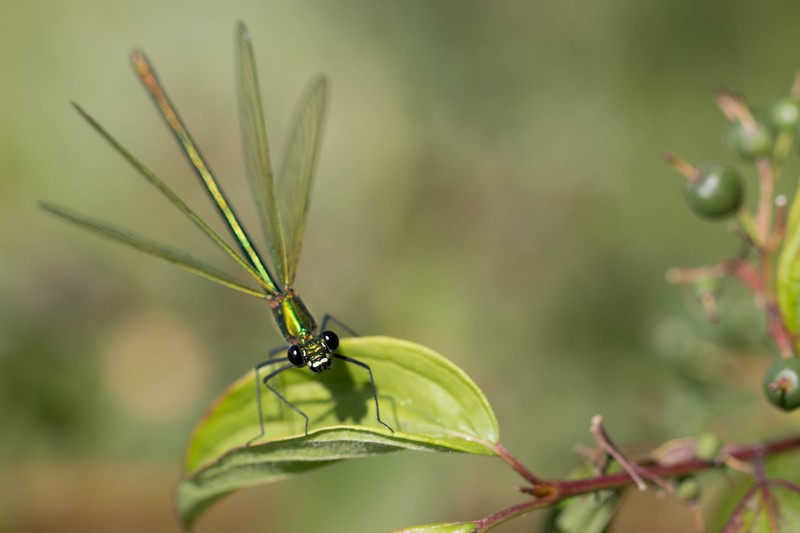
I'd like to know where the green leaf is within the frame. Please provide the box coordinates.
[777,184,800,347]
[544,461,619,533]
[722,480,800,532]
[548,491,619,533]
[177,336,499,528]
[390,523,478,533]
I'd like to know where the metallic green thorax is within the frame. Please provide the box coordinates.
[270,289,332,372]
[270,288,318,342]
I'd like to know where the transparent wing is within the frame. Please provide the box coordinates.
[277,75,328,285]
[71,102,275,295]
[235,22,289,286]
[41,203,265,298]
[131,49,279,294]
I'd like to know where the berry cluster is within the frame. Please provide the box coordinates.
[665,75,800,411]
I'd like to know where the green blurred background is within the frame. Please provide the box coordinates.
[4,1,800,531]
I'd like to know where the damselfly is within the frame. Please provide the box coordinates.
[42,22,392,442]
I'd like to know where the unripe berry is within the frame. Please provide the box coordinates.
[768,97,800,131]
[726,120,773,160]
[683,163,744,219]
[764,358,800,411]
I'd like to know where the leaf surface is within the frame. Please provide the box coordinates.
[177,336,499,527]
[777,184,800,348]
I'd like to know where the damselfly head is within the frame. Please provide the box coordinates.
[288,330,339,374]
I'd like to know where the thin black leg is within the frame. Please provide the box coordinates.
[247,358,291,446]
[264,362,312,435]
[321,313,359,338]
[332,353,394,433]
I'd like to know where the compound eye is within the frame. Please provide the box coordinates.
[322,330,339,351]
[287,345,306,367]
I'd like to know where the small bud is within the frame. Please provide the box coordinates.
[695,433,723,462]
[676,476,701,504]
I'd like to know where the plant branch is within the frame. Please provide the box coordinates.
[590,415,671,491]
[490,442,547,489]
[756,157,776,244]
[475,432,800,532]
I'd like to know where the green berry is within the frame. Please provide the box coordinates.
[763,358,800,411]
[676,476,701,504]
[683,163,744,219]
[768,97,800,131]
[694,433,723,462]
[726,120,773,160]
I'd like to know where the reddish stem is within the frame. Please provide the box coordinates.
[491,442,545,488]
[663,153,697,180]
[474,434,800,532]
[726,253,794,356]
[715,88,756,126]
[731,260,764,295]
[756,158,775,241]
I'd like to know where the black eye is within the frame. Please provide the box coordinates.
[287,345,305,367]
[322,330,339,351]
